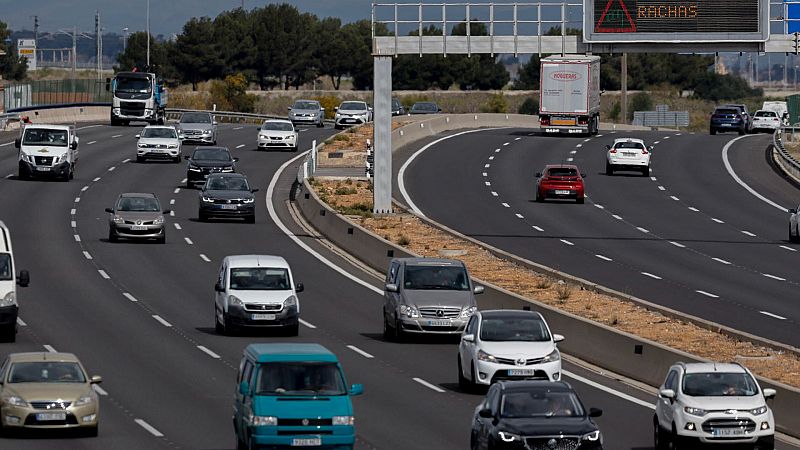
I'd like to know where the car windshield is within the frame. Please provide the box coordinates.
[230,267,290,290]
[192,149,231,161]
[501,391,584,418]
[261,122,294,131]
[392,99,401,108]
[714,109,739,115]
[8,362,86,383]
[256,362,346,396]
[340,102,366,111]
[0,254,11,281]
[180,113,212,124]
[480,317,551,342]
[142,128,177,139]
[682,372,759,397]
[205,177,249,191]
[614,141,644,150]
[293,101,319,110]
[547,168,578,177]
[755,111,777,117]
[115,76,151,93]
[22,129,69,147]
[403,265,469,291]
[117,197,161,212]
[413,102,437,111]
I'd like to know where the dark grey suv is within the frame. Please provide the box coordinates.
[198,173,258,223]
[383,258,483,341]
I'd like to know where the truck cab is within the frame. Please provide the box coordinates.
[109,71,167,126]
[15,124,79,181]
[0,221,30,342]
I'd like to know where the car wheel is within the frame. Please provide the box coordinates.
[222,312,236,336]
[642,166,650,177]
[186,180,193,189]
[458,355,469,391]
[710,127,716,135]
[790,224,799,243]
[0,324,16,343]
[382,312,395,341]
[236,432,248,450]
[69,165,75,180]
[738,127,746,135]
[653,418,668,450]
[108,229,118,243]
[156,234,166,244]
[605,162,613,176]
[576,196,585,204]
[245,215,255,224]
[317,121,324,128]
[173,157,181,164]
[536,191,543,203]
[285,323,299,337]
[84,425,99,437]
[394,319,404,342]
[215,311,224,334]
[199,212,208,222]
[470,362,479,389]
[136,156,145,163]
[671,425,684,450]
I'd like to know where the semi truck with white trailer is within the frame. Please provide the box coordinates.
[539,55,601,136]
[109,71,167,126]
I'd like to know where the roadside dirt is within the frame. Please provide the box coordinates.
[317,122,409,168]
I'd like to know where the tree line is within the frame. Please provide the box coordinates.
[0,21,28,81]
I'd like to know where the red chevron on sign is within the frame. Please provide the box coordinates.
[595,0,637,33]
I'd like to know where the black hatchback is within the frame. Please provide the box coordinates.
[471,381,603,450]
[185,147,238,188]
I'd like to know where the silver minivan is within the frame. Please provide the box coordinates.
[383,258,483,341]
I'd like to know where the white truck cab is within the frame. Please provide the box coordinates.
[15,124,79,181]
[0,221,30,342]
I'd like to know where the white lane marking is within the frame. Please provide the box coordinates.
[741,231,756,237]
[108,166,116,172]
[71,221,77,228]
[412,377,446,393]
[762,273,786,281]
[657,186,666,191]
[596,134,604,137]
[576,144,583,148]
[93,177,101,182]
[501,203,510,208]
[675,133,682,136]
[81,186,89,192]
[236,144,246,149]
[594,204,604,209]
[688,207,700,212]
[612,214,623,220]
[93,385,108,396]
[233,126,244,130]
[170,210,175,217]
[653,141,661,145]
[485,182,491,186]
[347,345,375,359]
[184,237,193,245]
[780,245,797,252]
[4,174,12,179]
[670,196,680,201]
[570,150,577,154]
[134,419,164,437]
[199,254,211,262]
[711,218,724,224]
[560,239,575,246]
[169,199,175,205]
[173,188,180,194]
[73,234,81,242]
[696,290,719,298]
[495,148,501,153]
[0,142,12,147]
[82,251,93,260]
[566,157,574,162]
[87,141,97,145]
[515,213,524,219]
[482,172,488,177]
[111,134,123,138]
[197,345,220,359]
[595,254,613,261]
[712,258,731,265]
[650,177,657,181]
[181,178,187,183]
[583,138,591,142]
[98,270,110,279]
[669,241,686,248]
[152,315,172,327]
[759,311,787,320]
[491,192,498,197]
[503,142,510,146]
[488,156,495,160]
[484,164,491,168]
[17,317,27,326]
[722,136,787,212]
[562,370,654,410]
[122,158,131,163]
[174,223,182,230]
[514,137,521,141]
[642,272,662,280]
[636,227,650,233]
[299,319,317,329]
[663,136,670,139]
[532,226,544,232]
[123,293,138,302]
[74,197,81,203]
[43,345,57,353]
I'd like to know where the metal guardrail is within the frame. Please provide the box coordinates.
[0,112,21,130]
[773,127,800,182]
[632,105,690,128]
[165,108,285,124]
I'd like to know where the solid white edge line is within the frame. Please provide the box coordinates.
[759,311,787,320]
[197,345,220,359]
[16,317,26,326]
[152,315,172,327]
[184,237,193,245]
[562,370,654,410]
[641,272,662,280]
[43,345,57,353]
[722,135,787,212]
[98,270,110,279]
[200,254,211,262]
[134,418,164,437]
[412,377,446,393]
[93,385,108,396]
[299,318,317,329]
[696,290,719,298]
[347,345,375,359]
[123,292,138,302]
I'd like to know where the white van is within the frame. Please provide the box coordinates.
[0,221,30,342]
[214,255,303,336]
[15,124,79,181]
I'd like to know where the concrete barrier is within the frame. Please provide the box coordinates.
[22,106,108,125]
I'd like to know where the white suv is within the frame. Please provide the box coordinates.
[654,362,776,450]
[606,137,651,176]
[457,310,563,390]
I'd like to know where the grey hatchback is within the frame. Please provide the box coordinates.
[383,258,484,341]
[106,193,171,243]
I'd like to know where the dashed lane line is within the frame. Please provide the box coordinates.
[762,274,786,281]
[108,166,116,172]
[199,254,211,262]
[71,221,77,228]
[779,245,797,252]
[501,203,510,208]
[74,234,81,242]
[670,196,679,201]
[711,218,725,224]
[488,156,495,160]
[412,377,446,393]
[696,290,719,298]
[184,237,194,245]
[712,258,731,265]
[595,254,613,262]
[236,144,246,149]
[98,270,110,279]
[111,134,123,138]
[482,172,488,177]
[71,209,76,215]
[43,345,57,353]
[514,137,521,141]
[759,311,787,320]
[612,215,623,220]
[122,158,131,163]
[74,197,81,203]
[560,239,575,246]
[16,317,26,326]
[87,141,97,145]
[169,211,175,217]
[688,207,700,212]
[173,188,180,194]
[82,251,92,260]
[532,226,544,232]
[594,204,604,209]
[669,241,686,248]
[502,142,510,146]
[484,164,491,168]
[657,186,666,191]
[491,191,498,196]
[299,319,317,329]
[741,231,756,237]
[515,214,524,219]
[93,385,108,396]
[641,272,662,280]
[347,345,375,359]
[93,177,101,182]
[123,293,138,302]
[152,315,172,327]
[650,177,657,181]
[170,199,175,205]
[197,345,221,359]
[174,223,182,230]
[636,227,649,233]
[134,419,164,437]
[81,186,89,192]
[485,182,491,186]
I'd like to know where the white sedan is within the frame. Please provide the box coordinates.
[457,310,563,390]
[136,125,181,163]
[606,137,651,176]
[751,109,782,133]
[257,119,298,151]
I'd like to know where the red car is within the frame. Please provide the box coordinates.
[535,164,586,204]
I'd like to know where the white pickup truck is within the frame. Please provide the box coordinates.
[15,124,79,181]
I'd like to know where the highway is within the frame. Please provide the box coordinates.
[399,128,800,349]
[0,123,797,450]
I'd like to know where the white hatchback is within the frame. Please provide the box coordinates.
[606,137,651,176]
[751,110,782,133]
[457,310,563,390]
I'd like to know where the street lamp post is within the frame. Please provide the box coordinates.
[122,27,128,51]
[146,0,150,68]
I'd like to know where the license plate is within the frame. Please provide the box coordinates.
[554,190,571,195]
[220,204,237,210]
[130,225,147,230]
[508,369,535,376]
[292,437,321,446]
[36,412,66,421]
[713,428,745,437]
[36,166,51,171]
[252,314,276,320]
[623,152,636,157]
[426,320,450,326]
[345,119,356,123]
[721,123,732,126]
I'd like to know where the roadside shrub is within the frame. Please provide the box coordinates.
[209,73,257,113]
[480,93,508,113]
[314,95,341,119]
[397,235,411,246]
[691,72,763,102]
[333,134,350,142]
[400,94,430,110]
[608,101,621,122]
[535,277,552,289]
[555,283,572,300]
[334,186,357,195]
[338,202,373,218]
[517,97,539,115]
[629,92,654,120]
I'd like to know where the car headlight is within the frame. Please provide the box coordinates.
[52,155,61,164]
[201,196,214,203]
[3,395,27,407]
[542,348,560,363]
[248,415,277,426]
[684,406,708,416]
[0,292,16,307]
[168,144,178,149]
[202,129,212,135]
[461,306,477,318]
[74,395,94,406]
[112,215,124,224]
[477,349,497,363]
[283,295,297,307]
[750,406,768,416]
[243,197,255,204]
[188,165,201,172]
[229,295,244,307]
[221,167,234,172]
[332,415,354,426]
[399,305,418,318]
[258,133,268,139]
[582,430,601,442]
[153,216,165,225]
[25,154,36,163]
[497,431,520,442]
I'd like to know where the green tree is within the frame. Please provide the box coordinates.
[210,73,257,112]
[316,17,349,90]
[346,20,380,90]
[251,4,319,90]
[212,8,256,77]
[393,25,454,90]
[114,31,175,80]
[512,27,582,90]
[692,72,762,101]
[449,22,509,90]
[174,17,224,90]
[0,21,27,81]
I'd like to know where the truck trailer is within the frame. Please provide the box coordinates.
[539,55,601,136]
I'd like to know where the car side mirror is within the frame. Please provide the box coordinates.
[287,106,293,111]
[659,389,675,400]
[385,283,399,293]
[789,208,797,214]
[17,270,30,287]
[605,144,611,150]
[233,157,239,162]
[334,107,339,111]
[763,388,777,399]
[553,334,565,343]
[90,375,103,384]
[320,107,325,111]
[14,138,21,149]
[295,282,304,293]
[438,108,442,112]
[70,141,78,150]
[212,121,218,126]
[184,155,190,160]
[214,282,225,292]
[239,381,249,396]
[473,286,484,294]
[251,188,259,193]
[588,407,603,417]
[162,209,172,214]
[135,134,141,139]
[535,172,542,178]
[648,146,654,151]
[581,173,587,178]
[350,384,363,396]
[105,208,114,214]
[478,408,494,419]
[462,334,475,342]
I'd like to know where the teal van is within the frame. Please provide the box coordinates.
[233,343,363,449]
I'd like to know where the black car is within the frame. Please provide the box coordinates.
[184,147,238,188]
[471,381,603,450]
[198,173,258,223]
[410,101,442,114]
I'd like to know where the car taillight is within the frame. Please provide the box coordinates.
[540,116,550,126]
[578,118,588,125]
[642,149,649,154]
[609,149,617,154]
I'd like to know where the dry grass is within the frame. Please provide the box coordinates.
[311,179,800,387]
